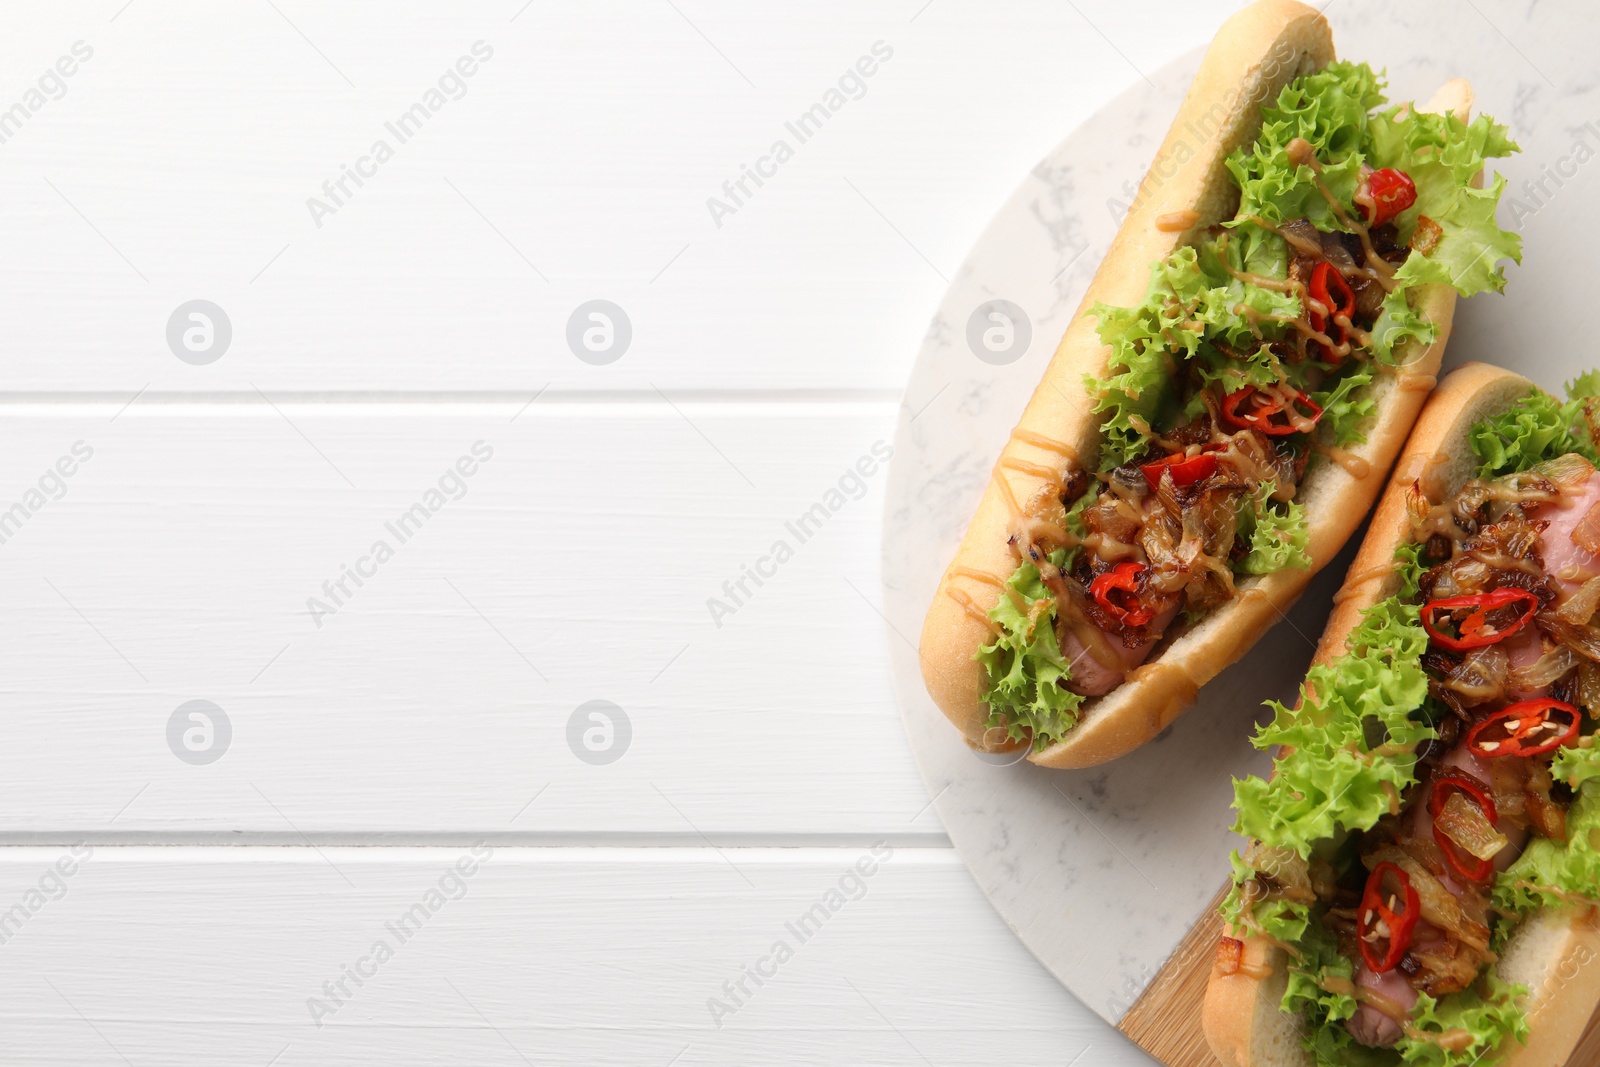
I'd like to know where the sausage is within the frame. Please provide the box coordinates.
[1347,738,1530,1048]
[1059,605,1180,697]
[1529,471,1600,596]
[1348,965,1418,1047]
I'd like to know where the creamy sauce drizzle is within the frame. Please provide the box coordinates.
[1011,428,1080,462]
[1155,208,1200,232]
[946,587,1004,634]
[1316,442,1372,479]
[1285,137,1399,292]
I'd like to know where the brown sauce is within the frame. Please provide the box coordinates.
[1316,442,1372,479]
[950,566,1007,589]
[1332,563,1393,606]
[999,456,1063,483]
[1155,208,1200,232]
[1011,428,1079,462]
[1285,137,1398,292]
[946,587,1005,635]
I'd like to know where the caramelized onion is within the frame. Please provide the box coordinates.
[1526,762,1567,842]
[1578,661,1600,718]
[1245,842,1314,901]
[1508,644,1577,691]
[1559,576,1600,626]
[1435,791,1508,861]
[1541,614,1600,664]
[1531,453,1597,491]
[1367,846,1489,951]
[1442,646,1508,704]
[1408,933,1483,998]
[1575,502,1600,559]
[1473,512,1545,564]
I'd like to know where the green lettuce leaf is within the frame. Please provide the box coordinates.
[1313,365,1378,447]
[1092,59,1520,465]
[1237,483,1311,574]
[975,553,1083,749]
[1552,743,1600,792]
[1227,60,1384,228]
[1398,976,1529,1067]
[1086,244,1298,468]
[1372,107,1522,297]
[1392,540,1427,602]
[1281,908,1527,1067]
[1281,919,1378,1067]
[1368,285,1438,364]
[1494,781,1600,914]
[1232,597,1433,855]
[1468,385,1600,477]
[1220,849,1311,943]
[1391,173,1521,297]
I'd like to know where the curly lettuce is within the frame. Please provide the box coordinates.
[1313,365,1379,447]
[1468,376,1600,477]
[1086,245,1298,467]
[1089,60,1519,469]
[1231,597,1433,856]
[1238,483,1311,574]
[1553,742,1600,791]
[1281,921,1370,1067]
[1494,782,1600,914]
[1267,881,1527,1067]
[1375,107,1523,297]
[975,551,1083,749]
[1228,60,1383,229]
[1399,978,1529,1067]
[1226,60,1520,362]
[1220,848,1311,943]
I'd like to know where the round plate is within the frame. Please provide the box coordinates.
[880,0,1594,1031]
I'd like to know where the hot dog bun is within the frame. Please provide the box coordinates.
[1202,362,1600,1067]
[917,0,1472,767]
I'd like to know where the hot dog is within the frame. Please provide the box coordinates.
[918,0,1522,767]
[1205,364,1600,1067]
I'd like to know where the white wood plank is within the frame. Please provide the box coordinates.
[0,401,947,839]
[0,846,1153,1066]
[0,0,1237,392]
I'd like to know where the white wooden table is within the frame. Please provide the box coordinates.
[0,2,1244,1062]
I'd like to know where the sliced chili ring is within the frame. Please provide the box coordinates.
[1467,699,1580,759]
[1358,862,1420,974]
[1307,261,1356,366]
[1362,167,1418,227]
[1139,446,1223,492]
[1219,386,1323,436]
[1427,771,1500,883]
[1419,588,1539,652]
[1089,561,1153,629]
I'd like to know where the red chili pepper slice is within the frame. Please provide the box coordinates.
[1307,261,1357,366]
[1466,699,1580,759]
[1089,561,1153,629]
[1219,386,1323,436]
[1362,167,1418,227]
[1419,588,1539,652]
[1427,772,1500,883]
[1358,862,1420,974]
[1139,446,1222,492]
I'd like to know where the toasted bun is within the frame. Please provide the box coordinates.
[917,0,1472,767]
[1202,363,1600,1066]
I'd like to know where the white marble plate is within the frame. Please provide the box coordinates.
[880,0,1599,1037]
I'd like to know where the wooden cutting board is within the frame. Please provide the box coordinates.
[1119,887,1600,1066]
